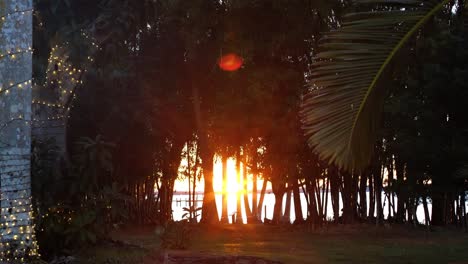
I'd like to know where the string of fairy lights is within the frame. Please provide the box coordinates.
[31,31,98,125]
[1,4,100,261]
[1,5,102,262]
[0,5,38,262]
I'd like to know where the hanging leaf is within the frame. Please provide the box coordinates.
[301,0,450,171]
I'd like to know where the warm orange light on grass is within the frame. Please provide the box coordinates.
[218,53,243,71]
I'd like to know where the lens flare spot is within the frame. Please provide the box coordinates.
[218,53,243,71]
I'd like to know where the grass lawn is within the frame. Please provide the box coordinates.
[84,224,468,264]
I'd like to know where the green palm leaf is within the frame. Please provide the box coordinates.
[301,0,450,171]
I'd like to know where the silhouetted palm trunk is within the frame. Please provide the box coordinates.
[221,156,229,223]
[272,178,285,224]
[305,177,319,225]
[359,171,368,219]
[374,165,384,225]
[243,160,253,222]
[192,82,218,224]
[395,157,405,223]
[461,192,467,231]
[236,152,242,224]
[342,170,354,224]
[315,179,323,219]
[324,177,330,221]
[252,155,258,222]
[431,178,445,226]
[422,195,431,226]
[200,148,218,224]
[282,188,292,223]
[368,172,375,220]
[257,179,267,220]
[329,167,340,222]
[293,178,304,224]
[187,143,193,219]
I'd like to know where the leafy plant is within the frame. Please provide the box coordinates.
[301,0,453,170]
[181,205,202,223]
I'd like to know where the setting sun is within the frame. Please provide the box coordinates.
[213,157,243,195]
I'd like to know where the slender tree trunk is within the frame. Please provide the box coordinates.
[192,141,200,221]
[293,178,304,224]
[306,177,319,225]
[412,197,418,226]
[192,80,218,224]
[422,196,431,227]
[321,177,326,217]
[431,178,445,226]
[315,179,323,220]
[252,172,258,222]
[407,196,413,224]
[461,192,467,231]
[257,178,267,220]
[359,171,368,219]
[221,156,229,223]
[272,191,284,224]
[187,143,192,220]
[395,157,405,223]
[200,148,218,224]
[342,170,353,224]
[271,178,285,224]
[455,196,461,227]
[329,167,340,222]
[243,160,252,222]
[192,169,198,221]
[252,155,258,222]
[236,152,242,224]
[375,165,384,225]
[282,187,292,223]
[352,172,359,221]
[324,176,330,222]
[369,172,375,220]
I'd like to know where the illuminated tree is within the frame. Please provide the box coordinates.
[0,0,39,261]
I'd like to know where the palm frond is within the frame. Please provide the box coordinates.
[301,0,450,171]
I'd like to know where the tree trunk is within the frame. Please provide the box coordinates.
[251,154,258,222]
[431,178,445,226]
[368,171,375,220]
[374,165,384,225]
[359,171,368,219]
[243,160,252,223]
[0,1,39,259]
[271,178,285,224]
[324,176,330,221]
[422,196,431,227]
[342,170,353,224]
[257,178,267,220]
[329,167,340,222]
[306,177,319,225]
[272,191,284,224]
[293,178,304,224]
[282,188,292,223]
[187,143,193,220]
[200,148,218,224]
[192,78,218,224]
[395,157,405,223]
[315,179,323,220]
[236,151,242,224]
[220,156,229,224]
[461,192,467,231]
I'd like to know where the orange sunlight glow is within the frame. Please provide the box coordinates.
[213,157,244,195]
